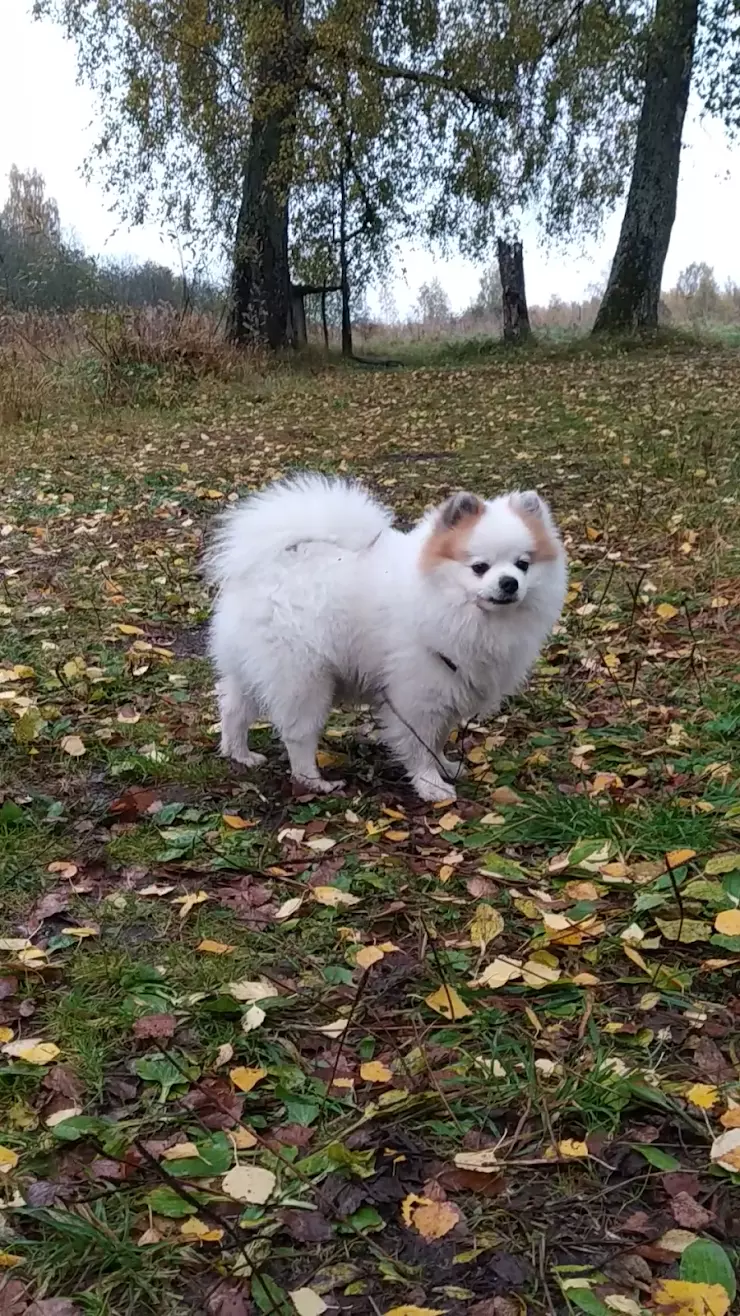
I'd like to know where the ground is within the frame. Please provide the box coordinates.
[1,339,739,1316]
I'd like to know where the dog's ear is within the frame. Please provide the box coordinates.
[438,491,484,528]
[511,490,543,518]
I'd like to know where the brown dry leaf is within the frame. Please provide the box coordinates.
[453,1148,501,1172]
[229,1066,267,1093]
[719,1106,740,1129]
[47,861,78,879]
[60,735,86,757]
[222,814,255,829]
[402,1193,461,1240]
[491,786,521,806]
[710,1128,740,1172]
[425,985,472,1020]
[162,1142,200,1161]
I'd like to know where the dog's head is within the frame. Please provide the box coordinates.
[419,489,564,613]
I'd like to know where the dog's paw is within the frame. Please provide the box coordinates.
[226,748,267,768]
[294,776,345,795]
[439,755,467,781]
[413,774,457,804]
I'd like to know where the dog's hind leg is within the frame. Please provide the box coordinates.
[270,672,344,794]
[217,677,267,768]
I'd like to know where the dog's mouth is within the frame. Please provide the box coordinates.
[477,596,519,610]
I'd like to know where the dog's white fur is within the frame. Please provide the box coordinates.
[205,474,567,802]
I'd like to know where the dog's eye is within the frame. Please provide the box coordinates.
[515,559,530,574]
[471,562,490,577]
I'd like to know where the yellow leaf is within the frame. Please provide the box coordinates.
[0,1145,19,1174]
[360,1060,392,1083]
[221,1165,275,1203]
[312,886,360,908]
[469,903,504,952]
[384,1310,445,1316]
[62,926,98,938]
[229,1066,267,1093]
[453,1148,501,1172]
[558,1139,589,1159]
[437,811,462,830]
[356,945,385,970]
[0,1027,13,1044]
[666,848,697,868]
[197,939,234,955]
[222,814,255,829]
[0,1253,23,1268]
[229,1126,258,1149]
[13,665,35,679]
[685,1083,719,1110]
[162,1142,200,1161]
[60,735,86,757]
[622,944,650,974]
[469,957,522,989]
[656,602,679,620]
[653,1279,730,1316]
[425,985,472,1020]
[3,1041,60,1065]
[586,526,602,541]
[603,652,620,670]
[117,623,146,635]
[714,909,740,936]
[705,853,740,875]
[385,830,410,842]
[438,865,454,883]
[180,1217,224,1242]
[172,890,209,919]
[521,959,561,987]
[719,1106,740,1129]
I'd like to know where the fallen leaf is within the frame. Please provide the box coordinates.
[425,985,472,1020]
[453,1148,501,1172]
[356,945,385,969]
[132,1013,177,1040]
[306,836,337,853]
[653,1279,729,1316]
[0,1145,19,1174]
[491,786,521,806]
[383,1308,445,1316]
[241,1005,265,1033]
[685,1083,719,1110]
[222,814,254,830]
[672,1194,713,1230]
[0,1253,23,1268]
[470,903,504,952]
[162,1142,201,1161]
[658,1229,699,1253]
[666,849,697,869]
[47,861,78,879]
[221,1165,276,1203]
[60,735,86,757]
[714,909,740,936]
[558,1139,589,1159]
[2,1040,60,1065]
[360,1060,392,1083]
[229,1066,267,1093]
[172,890,209,919]
[710,1128,740,1173]
[227,978,278,1003]
[719,1107,740,1129]
[290,1289,328,1316]
[317,1018,348,1038]
[470,957,522,989]
[197,939,235,955]
[275,896,303,920]
[312,886,360,907]
[656,602,680,620]
[180,1217,224,1243]
[521,959,561,986]
[402,1193,461,1240]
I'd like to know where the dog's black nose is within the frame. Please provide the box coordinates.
[499,575,519,597]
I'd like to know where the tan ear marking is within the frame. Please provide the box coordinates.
[510,495,560,563]
[420,498,484,572]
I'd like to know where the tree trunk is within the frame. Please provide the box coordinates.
[321,286,329,351]
[228,0,305,349]
[593,0,699,334]
[497,238,532,344]
[339,155,353,358]
[289,284,307,346]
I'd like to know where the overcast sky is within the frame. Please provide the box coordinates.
[3,0,740,314]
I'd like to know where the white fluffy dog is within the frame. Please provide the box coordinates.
[205,475,567,802]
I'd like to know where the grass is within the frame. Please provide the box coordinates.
[1,335,740,1315]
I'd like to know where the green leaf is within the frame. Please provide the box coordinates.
[251,1274,292,1315]
[654,917,711,943]
[134,1052,194,1101]
[167,1133,232,1178]
[567,1291,612,1316]
[680,1240,736,1301]
[481,853,528,881]
[51,1115,110,1142]
[710,933,740,953]
[722,871,740,902]
[705,853,740,876]
[339,1205,386,1233]
[282,1095,320,1126]
[632,1144,681,1170]
[0,801,25,827]
[145,1185,200,1218]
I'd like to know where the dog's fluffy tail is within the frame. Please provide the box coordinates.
[203,474,394,586]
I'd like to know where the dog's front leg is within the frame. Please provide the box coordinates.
[377,695,457,803]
